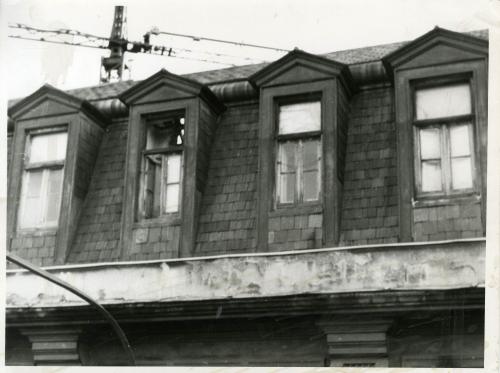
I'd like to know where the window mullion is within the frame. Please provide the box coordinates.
[468,123,477,191]
[441,124,451,194]
[297,140,303,204]
[40,168,49,226]
[161,155,168,215]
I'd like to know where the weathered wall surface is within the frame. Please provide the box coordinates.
[68,119,127,263]
[7,240,485,308]
[79,317,326,366]
[195,102,259,255]
[339,86,399,245]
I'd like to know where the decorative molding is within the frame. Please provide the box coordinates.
[383,26,488,78]
[20,327,82,365]
[119,69,225,114]
[249,48,355,94]
[8,84,108,126]
[7,288,484,327]
[316,317,393,367]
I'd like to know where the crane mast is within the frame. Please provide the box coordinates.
[100,6,128,83]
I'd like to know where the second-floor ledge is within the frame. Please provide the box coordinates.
[7,237,485,309]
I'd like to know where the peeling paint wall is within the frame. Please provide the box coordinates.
[6,240,485,308]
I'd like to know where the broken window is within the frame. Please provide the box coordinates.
[414,83,475,196]
[276,101,321,205]
[140,111,184,218]
[18,130,67,229]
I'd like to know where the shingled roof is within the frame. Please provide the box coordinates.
[8,29,488,106]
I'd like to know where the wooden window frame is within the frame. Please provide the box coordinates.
[394,61,488,241]
[275,98,322,208]
[9,119,74,238]
[138,111,185,220]
[18,128,67,230]
[412,78,477,199]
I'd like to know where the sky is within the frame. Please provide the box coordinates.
[0,0,498,100]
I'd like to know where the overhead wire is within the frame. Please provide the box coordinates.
[8,23,269,66]
[150,29,290,53]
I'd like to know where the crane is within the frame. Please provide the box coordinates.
[8,6,255,84]
[8,5,287,84]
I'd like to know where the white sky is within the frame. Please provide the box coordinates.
[0,0,497,100]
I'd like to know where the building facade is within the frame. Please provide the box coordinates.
[5,27,488,367]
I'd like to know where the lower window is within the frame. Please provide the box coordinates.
[416,122,474,195]
[277,138,321,204]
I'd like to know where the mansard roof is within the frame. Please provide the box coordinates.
[7,29,488,109]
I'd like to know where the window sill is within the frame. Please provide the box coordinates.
[412,193,481,208]
[271,203,323,217]
[16,227,58,236]
[133,215,181,229]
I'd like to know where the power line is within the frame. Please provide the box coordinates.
[150,28,290,53]
[9,23,266,63]
[9,23,267,66]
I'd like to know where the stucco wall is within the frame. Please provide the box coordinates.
[7,239,485,309]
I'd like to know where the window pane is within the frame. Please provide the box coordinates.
[303,170,319,201]
[279,173,295,204]
[421,161,442,192]
[45,169,64,223]
[165,184,180,213]
[30,132,67,162]
[415,84,471,120]
[144,155,162,218]
[279,142,297,172]
[302,139,320,171]
[450,124,471,157]
[451,157,473,189]
[167,154,181,183]
[420,128,441,160]
[19,171,43,228]
[279,101,321,134]
[146,115,184,149]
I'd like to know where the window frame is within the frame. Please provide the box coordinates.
[18,127,68,230]
[411,77,478,199]
[138,110,185,220]
[274,97,322,208]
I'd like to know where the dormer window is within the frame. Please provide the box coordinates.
[140,111,184,218]
[18,129,67,229]
[118,69,224,257]
[414,82,475,196]
[276,101,322,205]
[383,27,488,241]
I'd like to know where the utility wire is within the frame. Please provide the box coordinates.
[8,34,236,67]
[150,28,290,53]
[9,23,267,65]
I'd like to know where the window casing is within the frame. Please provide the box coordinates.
[413,81,476,198]
[139,111,184,219]
[275,101,322,206]
[18,129,67,229]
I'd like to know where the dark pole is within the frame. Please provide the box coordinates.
[7,252,136,366]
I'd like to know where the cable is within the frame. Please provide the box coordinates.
[8,34,235,66]
[150,29,290,53]
[9,23,265,65]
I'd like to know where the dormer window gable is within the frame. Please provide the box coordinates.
[119,69,225,259]
[383,27,488,242]
[249,50,355,251]
[7,85,107,265]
